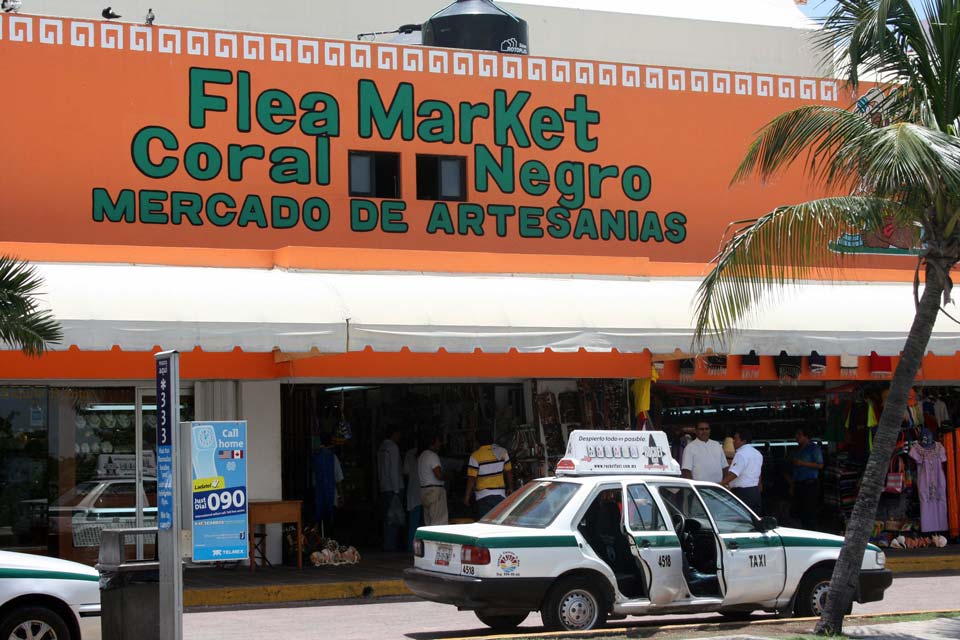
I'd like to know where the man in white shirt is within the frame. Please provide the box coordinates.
[377,427,403,551]
[681,421,728,483]
[418,433,448,526]
[721,427,763,514]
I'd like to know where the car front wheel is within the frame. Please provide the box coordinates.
[541,577,606,632]
[0,606,71,640]
[795,567,834,618]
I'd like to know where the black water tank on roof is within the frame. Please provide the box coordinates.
[422,0,529,55]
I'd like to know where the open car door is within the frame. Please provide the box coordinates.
[625,483,685,605]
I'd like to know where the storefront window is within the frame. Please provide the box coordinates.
[0,387,50,554]
[0,385,193,564]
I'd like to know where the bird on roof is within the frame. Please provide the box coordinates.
[2,0,23,13]
[101,6,121,19]
[145,7,155,25]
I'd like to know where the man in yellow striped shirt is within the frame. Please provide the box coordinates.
[463,430,514,518]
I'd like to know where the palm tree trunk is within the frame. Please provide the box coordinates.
[814,261,947,635]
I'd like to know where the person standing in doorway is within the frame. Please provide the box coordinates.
[681,421,728,483]
[377,426,403,551]
[721,428,763,514]
[312,432,344,536]
[790,427,824,530]
[403,439,422,552]
[463,430,513,518]
[419,433,448,526]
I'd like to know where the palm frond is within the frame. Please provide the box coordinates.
[816,0,927,94]
[692,196,906,350]
[0,309,63,356]
[829,122,960,201]
[814,0,960,133]
[0,255,62,355]
[733,106,875,189]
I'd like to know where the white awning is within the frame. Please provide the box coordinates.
[16,262,960,356]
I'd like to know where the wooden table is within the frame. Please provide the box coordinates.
[248,499,302,571]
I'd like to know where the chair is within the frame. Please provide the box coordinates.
[252,529,272,568]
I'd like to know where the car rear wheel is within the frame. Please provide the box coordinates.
[0,606,71,640]
[541,577,607,632]
[474,610,528,630]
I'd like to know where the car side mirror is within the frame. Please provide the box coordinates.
[758,516,778,532]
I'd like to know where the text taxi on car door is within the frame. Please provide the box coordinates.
[403,431,892,632]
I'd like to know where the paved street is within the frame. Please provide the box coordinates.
[78,573,959,640]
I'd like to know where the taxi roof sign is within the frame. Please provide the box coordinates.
[555,430,681,477]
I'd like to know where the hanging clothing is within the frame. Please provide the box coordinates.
[824,403,845,443]
[908,442,948,533]
[934,399,949,427]
[312,447,343,528]
[631,366,659,414]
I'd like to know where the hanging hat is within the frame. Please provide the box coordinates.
[741,350,760,379]
[679,358,696,383]
[706,355,727,376]
[869,351,893,378]
[840,353,859,377]
[808,350,827,376]
[775,350,802,384]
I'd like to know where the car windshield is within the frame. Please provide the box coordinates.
[479,480,580,528]
[53,482,99,507]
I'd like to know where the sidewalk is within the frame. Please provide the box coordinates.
[441,612,960,640]
[183,545,960,609]
[847,616,960,639]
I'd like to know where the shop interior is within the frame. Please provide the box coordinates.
[279,377,958,561]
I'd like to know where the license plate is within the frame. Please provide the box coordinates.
[435,544,453,566]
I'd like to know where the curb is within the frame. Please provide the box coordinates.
[181,553,960,608]
[183,578,410,607]
[884,553,960,574]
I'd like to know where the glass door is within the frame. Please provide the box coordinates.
[134,387,193,558]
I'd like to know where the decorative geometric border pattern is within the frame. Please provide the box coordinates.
[0,15,839,102]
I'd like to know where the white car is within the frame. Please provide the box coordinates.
[48,477,158,566]
[404,430,892,632]
[0,550,100,640]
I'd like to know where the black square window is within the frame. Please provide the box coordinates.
[349,151,401,198]
[417,155,466,201]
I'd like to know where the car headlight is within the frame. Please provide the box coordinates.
[875,550,886,568]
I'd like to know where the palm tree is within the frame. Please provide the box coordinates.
[693,0,960,634]
[0,255,62,355]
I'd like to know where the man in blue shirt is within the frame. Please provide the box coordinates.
[791,427,824,531]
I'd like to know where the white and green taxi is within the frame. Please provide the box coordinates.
[0,549,100,640]
[404,431,892,632]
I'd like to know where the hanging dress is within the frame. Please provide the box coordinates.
[908,442,948,532]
